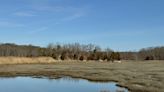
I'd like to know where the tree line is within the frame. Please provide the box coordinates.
[0,43,163,61]
[120,47,164,60]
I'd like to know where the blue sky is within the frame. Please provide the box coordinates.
[0,0,164,51]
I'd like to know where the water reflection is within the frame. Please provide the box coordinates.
[0,77,128,92]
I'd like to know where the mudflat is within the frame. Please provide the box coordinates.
[0,61,163,92]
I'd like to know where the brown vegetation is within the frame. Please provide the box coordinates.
[0,57,56,64]
[0,61,163,92]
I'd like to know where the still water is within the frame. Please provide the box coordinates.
[0,77,128,92]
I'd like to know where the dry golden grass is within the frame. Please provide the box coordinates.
[0,57,56,64]
[0,59,163,92]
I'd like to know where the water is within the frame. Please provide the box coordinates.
[0,77,128,92]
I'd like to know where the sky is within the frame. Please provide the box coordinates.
[0,0,164,51]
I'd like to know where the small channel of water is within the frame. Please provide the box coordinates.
[0,77,128,92]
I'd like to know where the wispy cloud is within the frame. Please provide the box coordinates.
[33,6,65,12]
[0,21,25,28]
[37,6,89,25]
[49,11,86,26]
[62,11,86,21]
[28,27,48,34]
[13,11,37,17]
[28,0,66,12]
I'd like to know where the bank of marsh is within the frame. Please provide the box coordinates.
[0,61,163,92]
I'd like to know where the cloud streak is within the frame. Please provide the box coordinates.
[62,11,86,22]
[32,6,65,12]
[0,21,25,28]
[28,27,48,34]
[13,11,37,17]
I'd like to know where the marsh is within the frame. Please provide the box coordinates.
[0,61,163,92]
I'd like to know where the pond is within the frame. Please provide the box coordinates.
[0,77,128,92]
